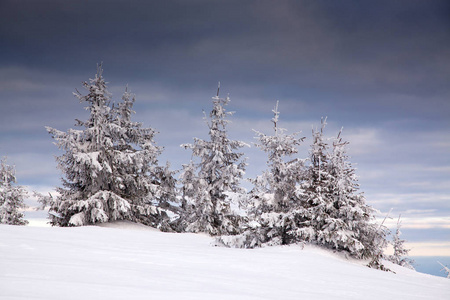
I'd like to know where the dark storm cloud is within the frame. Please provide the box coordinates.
[0,0,257,78]
[1,0,449,157]
[2,0,449,97]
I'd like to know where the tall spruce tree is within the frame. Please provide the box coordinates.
[324,129,374,255]
[219,102,306,248]
[250,101,306,245]
[180,86,247,235]
[0,158,28,225]
[251,102,305,213]
[329,130,388,263]
[297,118,332,243]
[300,123,387,261]
[46,65,172,227]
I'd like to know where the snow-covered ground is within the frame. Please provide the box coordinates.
[1,222,449,300]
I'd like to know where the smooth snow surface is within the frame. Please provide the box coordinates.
[1,222,449,300]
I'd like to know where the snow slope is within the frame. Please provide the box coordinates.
[1,222,449,300]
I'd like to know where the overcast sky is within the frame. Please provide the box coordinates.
[1,0,449,255]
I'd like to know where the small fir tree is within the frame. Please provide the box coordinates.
[180,86,248,236]
[46,65,172,227]
[389,215,414,269]
[365,211,391,271]
[438,262,450,279]
[0,158,28,225]
[175,161,198,231]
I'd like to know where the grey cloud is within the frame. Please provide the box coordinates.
[2,1,449,92]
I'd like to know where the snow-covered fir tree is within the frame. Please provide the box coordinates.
[332,129,389,261]
[180,86,248,236]
[153,162,179,231]
[389,215,414,269]
[0,157,28,225]
[251,102,305,214]
[46,65,174,227]
[300,124,387,261]
[111,87,177,229]
[297,118,333,244]
[219,102,306,248]
[175,161,197,232]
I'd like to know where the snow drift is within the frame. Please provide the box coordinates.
[1,222,448,300]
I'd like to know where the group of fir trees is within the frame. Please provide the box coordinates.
[25,66,409,268]
[217,104,387,266]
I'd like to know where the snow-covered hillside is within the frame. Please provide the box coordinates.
[1,222,449,300]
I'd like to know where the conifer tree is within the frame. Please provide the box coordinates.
[46,65,171,227]
[219,102,306,248]
[0,158,28,225]
[389,215,414,269]
[300,123,386,260]
[251,102,305,213]
[438,262,450,279]
[331,133,388,264]
[297,118,333,243]
[175,161,197,231]
[180,86,247,235]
